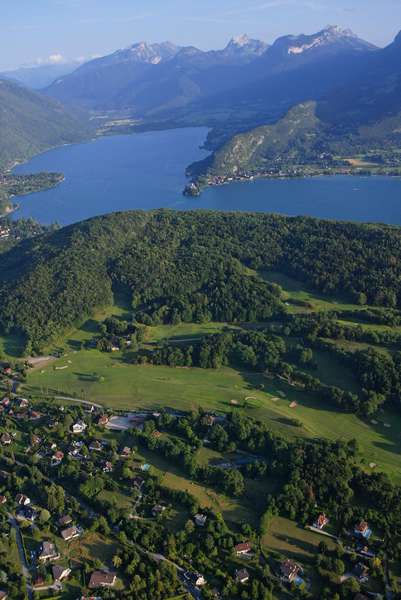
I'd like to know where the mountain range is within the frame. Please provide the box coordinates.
[1,25,400,183]
[43,26,385,148]
[44,34,269,113]
[0,61,81,90]
[188,30,401,185]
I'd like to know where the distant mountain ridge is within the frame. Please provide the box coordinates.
[45,33,271,111]
[0,61,82,90]
[187,30,401,187]
[46,25,374,117]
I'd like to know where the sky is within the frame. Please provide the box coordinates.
[1,0,401,71]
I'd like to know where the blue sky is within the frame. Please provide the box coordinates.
[2,0,401,70]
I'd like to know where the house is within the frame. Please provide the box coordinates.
[0,495,6,505]
[194,513,207,527]
[72,420,87,434]
[1,398,10,407]
[186,572,207,587]
[19,398,29,409]
[103,461,113,473]
[0,433,12,446]
[353,563,370,583]
[0,591,8,600]
[38,541,60,562]
[152,504,167,516]
[16,506,37,523]
[89,571,117,589]
[61,526,80,541]
[33,576,45,588]
[33,575,45,587]
[280,559,303,583]
[120,446,131,459]
[89,440,103,452]
[98,415,109,427]
[51,450,64,466]
[151,430,162,439]
[52,565,71,582]
[314,513,329,530]
[202,414,216,427]
[29,411,42,421]
[15,493,30,506]
[234,542,252,556]
[356,543,375,558]
[235,568,250,584]
[58,515,73,528]
[354,521,372,540]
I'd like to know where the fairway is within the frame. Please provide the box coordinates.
[25,346,401,483]
[263,270,365,313]
[20,277,401,485]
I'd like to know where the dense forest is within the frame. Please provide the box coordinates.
[4,210,401,351]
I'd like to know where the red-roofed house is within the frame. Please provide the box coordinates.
[234,542,252,556]
[89,571,117,589]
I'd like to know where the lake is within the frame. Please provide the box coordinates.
[13,127,401,225]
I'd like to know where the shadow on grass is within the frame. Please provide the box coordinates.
[79,318,100,334]
[74,372,100,382]
[268,532,316,563]
[0,332,26,358]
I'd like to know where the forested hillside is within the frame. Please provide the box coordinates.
[188,31,401,186]
[189,101,401,185]
[0,78,91,171]
[3,210,401,352]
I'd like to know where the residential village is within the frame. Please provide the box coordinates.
[0,355,392,600]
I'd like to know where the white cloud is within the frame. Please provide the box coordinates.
[48,53,65,64]
[35,53,66,65]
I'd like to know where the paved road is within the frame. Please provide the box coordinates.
[55,395,103,409]
[13,458,201,600]
[8,515,33,600]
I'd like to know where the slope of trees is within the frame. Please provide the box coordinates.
[3,210,401,351]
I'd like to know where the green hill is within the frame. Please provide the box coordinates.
[2,210,401,352]
[0,78,91,171]
[189,101,401,186]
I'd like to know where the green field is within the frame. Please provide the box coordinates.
[25,345,401,482]
[263,271,364,313]
[262,516,336,562]
[19,275,401,485]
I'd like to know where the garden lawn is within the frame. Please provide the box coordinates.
[262,516,336,563]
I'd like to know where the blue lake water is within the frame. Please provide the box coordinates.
[13,127,401,225]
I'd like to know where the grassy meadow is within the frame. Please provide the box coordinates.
[19,272,401,483]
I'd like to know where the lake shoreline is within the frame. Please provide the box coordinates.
[11,127,401,227]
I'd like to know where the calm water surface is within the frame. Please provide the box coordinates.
[13,127,401,225]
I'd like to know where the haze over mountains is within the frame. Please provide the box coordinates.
[0,61,82,90]
[1,25,400,176]
[190,28,401,184]
[45,25,377,122]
